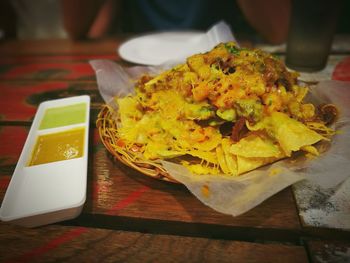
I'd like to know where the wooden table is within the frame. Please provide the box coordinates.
[0,38,349,263]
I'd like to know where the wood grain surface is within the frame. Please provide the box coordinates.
[0,62,96,81]
[0,81,102,122]
[306,240,350,263]
[0,126,302,242]
[0,223,308,263]
[1,37,349,262]
[0,39,121,56]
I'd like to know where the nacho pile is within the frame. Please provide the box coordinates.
[114,42,336,176]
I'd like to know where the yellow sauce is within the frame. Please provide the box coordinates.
[28,128,85,166]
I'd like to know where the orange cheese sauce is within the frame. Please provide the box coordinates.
[28,128,85,166]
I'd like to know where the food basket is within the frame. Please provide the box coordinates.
[96,104,179,183]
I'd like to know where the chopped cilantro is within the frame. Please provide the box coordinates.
[225,43,240,55]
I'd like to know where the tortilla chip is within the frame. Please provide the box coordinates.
[272,113,324,156]
[236,155,282,175]
[221,138,238,176]
[216,145,230,174]
[230,133,284,158]
[248,112,324,156]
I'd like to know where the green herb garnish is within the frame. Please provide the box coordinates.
[225,43,241,55]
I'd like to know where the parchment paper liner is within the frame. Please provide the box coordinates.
[91,22,350,216]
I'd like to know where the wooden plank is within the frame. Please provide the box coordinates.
[0,54,127,81]
[292,179,350,232]
[84,129,302,235]
[0,39,123,56]
[0,62,96,81]
[0,81,103,122]
[0,223,308,263]
[0,126,28,167]
[0,54,117,64]
[306,240,350,263]
[0,175,11,202]
[0,126,302,240]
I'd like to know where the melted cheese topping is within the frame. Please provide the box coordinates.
[114,42,335,176]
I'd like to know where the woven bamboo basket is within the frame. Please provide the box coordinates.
[96,104,179,183]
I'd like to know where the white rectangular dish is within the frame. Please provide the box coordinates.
[0,95,90,227]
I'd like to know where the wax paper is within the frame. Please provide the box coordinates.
[90,22,350,217]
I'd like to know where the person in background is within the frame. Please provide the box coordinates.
[61,0,291,45]
[4,0,349,44]
[7,0,68,39]
[3,0,290,44]
[0,1,16,40]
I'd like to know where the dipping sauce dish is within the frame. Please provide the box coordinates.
[0,96,90,227]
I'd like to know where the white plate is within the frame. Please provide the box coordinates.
[118,31,211,65]
[0,96,90,227]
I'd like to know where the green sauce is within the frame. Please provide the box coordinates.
[39,103,86,130]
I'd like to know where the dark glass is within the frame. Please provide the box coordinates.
[286,0,341,72]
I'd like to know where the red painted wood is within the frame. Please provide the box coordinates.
[333,56,350,81]
[0,82,67,121]
[0,126,301,231]
[14,227,88,263]
[86,129,302,230]
[0,62,95,80]
[0,39,349,260]
[0,54,117,64]
[0,224,309,263]
[0,39,122,56]
[0,126,28,166]
[0,176,11,201]
[0,81,102,121]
